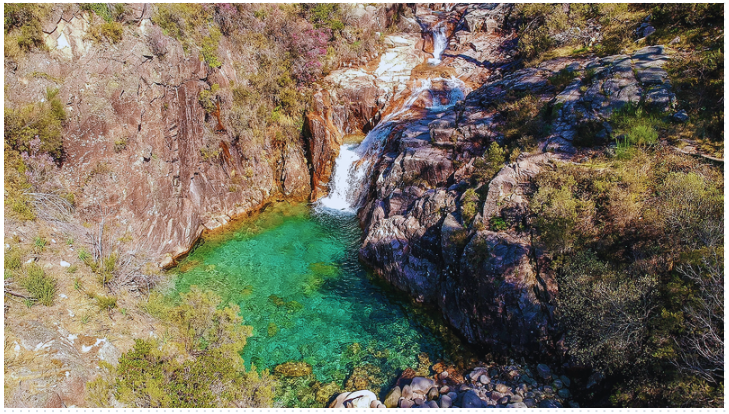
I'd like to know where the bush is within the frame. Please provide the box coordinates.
[89,286,275,407]
[490,216,508,231]
[4,88,66,160]
[460,188,480,226]
[557,252,658,374]
[4,3,51,58]
[548,67,578,91]
[472,142,506,184]
[88,21,124,44]
[20,263,57,306]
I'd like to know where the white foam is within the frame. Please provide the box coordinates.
[428,24,448,65]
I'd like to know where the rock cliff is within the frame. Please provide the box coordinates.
[307,3,676,358]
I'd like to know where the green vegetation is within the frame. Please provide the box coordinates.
[548,67,578,91]
[496,94,549,153]
[460,188,480,226]
[471,142,506,184]
[4,3,51,59]
[87,286,275,407]
[530,148,723,407]
[19,263,57,306]
[87,21,124,44]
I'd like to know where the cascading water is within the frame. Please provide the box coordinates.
[317,77,468,213]
[427,24,448,65]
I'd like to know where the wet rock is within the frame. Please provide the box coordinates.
[479,374,491,385]
[399,398,414,408]
[427,387,439,401]
[402,384,414,400]
[558,388,571,399]
[274,361,312,377]
[439,371,449,380]
[495,383,510,394]
[536,364,552,380]
[411,377,435,394]
[552,379,563,389]
[539,399,562,408]
[439,385,450,394]
[498,396,510,405]
[461,389,484,408]
[384,386,401,408]
[413,397,425,406]
[673,109,689,123]
[439,394,453,408]
[507,402,528,408]
[559,375,571,388]
[427,400,439,408]
[523,398,537,408]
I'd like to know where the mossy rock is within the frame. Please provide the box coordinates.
[274,361,313,377]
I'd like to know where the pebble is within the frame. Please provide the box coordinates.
[560,375,571,388]
[402,384,413,400]
[439,371,449,380]
[495,383,510,394]
[413,397,424,406]
[544,385,555,395]
[510,394,523,403]
[558,388,571,399]
[479,374,491,385]
[673,109,689,123]
[25,258,35,264]
[552,379,563,389]
[426,400,438,408]
[384,386,401,408]
[539,399,561,408]
[447,391,457,401]
[507,402,528,408]
[536,364,552,380]
[60,260,71,267]
[461,390,484,408]
[427,387,439,401]
[498,396,510,405]
[523,398,537,408]
[399,399,414,408]
[411,377,435,394]
[438,394,452,408]
[439,385,450,394]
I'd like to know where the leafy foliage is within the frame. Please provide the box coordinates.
[88,286,275,407]
[530,148,723,406]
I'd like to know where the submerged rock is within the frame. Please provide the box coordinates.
[274,361,313,378]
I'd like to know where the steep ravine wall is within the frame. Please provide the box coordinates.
[5,5,312,267]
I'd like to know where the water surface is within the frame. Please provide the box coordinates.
[172,203,466,404]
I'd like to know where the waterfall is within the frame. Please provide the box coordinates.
[427,24,448,65]
[317,77,468,213]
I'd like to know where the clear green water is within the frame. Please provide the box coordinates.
[171,202,466,404]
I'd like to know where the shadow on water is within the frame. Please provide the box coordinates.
[171,202,475,404]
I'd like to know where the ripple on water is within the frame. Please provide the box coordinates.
[172,202,468,405]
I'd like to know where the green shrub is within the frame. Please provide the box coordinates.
[4,88,66,160]
[627,124,658,147]
[81,3,113,23]
[89,286,275,407]
[20,263,57,306]
[548,67,577,91]
[4,3,51,57]
[88,21,124,44]
[4,247,24,270]
[94,294,117,311]
[490,216,508,231]
[460,188,480,225]
[472,142,506,184]
[557,252,658,375]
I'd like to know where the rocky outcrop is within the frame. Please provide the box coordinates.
[5,5,312,267]
[352,6,675,357]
